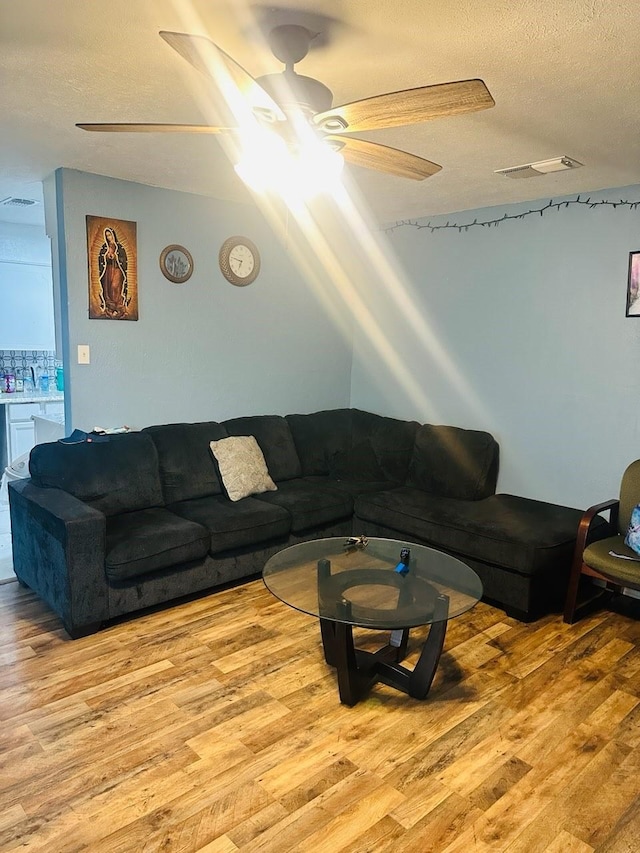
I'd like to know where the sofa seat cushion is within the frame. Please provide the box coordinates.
[355,490,589,576]
[252,479,352,533]
[168,494,291,555]
[303,475,398,498]
[105,508,210,581]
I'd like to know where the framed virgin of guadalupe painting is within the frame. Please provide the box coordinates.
[86,215,138,320]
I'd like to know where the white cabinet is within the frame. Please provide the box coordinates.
[10,420,37,460]
[6,401,64,463]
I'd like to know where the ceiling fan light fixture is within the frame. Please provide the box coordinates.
[318,115,349,132]
[235,131,343,198]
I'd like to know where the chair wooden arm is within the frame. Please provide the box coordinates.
[574,499,619,553]
[563,498,619,624]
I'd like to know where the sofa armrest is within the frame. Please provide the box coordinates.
[9,478,108,638]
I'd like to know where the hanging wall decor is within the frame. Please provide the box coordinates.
[86,215,138,320]
[159,244,193,283]
[626,251,640,317]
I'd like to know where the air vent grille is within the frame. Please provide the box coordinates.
[0,197,39,207]
[495,156,583,179]
[496,165,542,179]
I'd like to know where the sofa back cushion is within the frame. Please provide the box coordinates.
[352,409,419,483]
[29,432,164,516]
[406,424,499,500]
[143,422,228,503]
[286,409,353,476]
[223,415,302,482]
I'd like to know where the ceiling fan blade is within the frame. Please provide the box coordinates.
[76,123,236,133]
[315,79,494,133]
[159,31,285,122]
[328,136,441,181]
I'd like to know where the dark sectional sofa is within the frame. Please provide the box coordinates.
[9,407,592,638]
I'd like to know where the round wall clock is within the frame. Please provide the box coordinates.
[219,236,261,286]
[159,245,194,283]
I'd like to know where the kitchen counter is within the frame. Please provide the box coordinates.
[0,391,64,406]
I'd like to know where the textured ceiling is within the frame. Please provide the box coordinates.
[2,0,640,226]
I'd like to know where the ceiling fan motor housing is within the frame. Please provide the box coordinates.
[255,72,333,117]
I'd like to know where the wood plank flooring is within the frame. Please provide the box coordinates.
[1,579,640,852]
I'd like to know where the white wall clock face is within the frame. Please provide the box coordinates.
[219,236,261,286]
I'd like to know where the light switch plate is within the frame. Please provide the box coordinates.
[77,345,90,364]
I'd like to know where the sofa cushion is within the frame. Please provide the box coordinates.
[304,475,398,498]
[168,494,291,555]
[352,410,419,483]
[355,490,584,576]
[210,435,277,502]
[223,415,302,482]
[143,421,228,504]
[29,432,163,517]
[252,479,352,533]
[328,441,384,481]
[406,424,499,500]
[286,409,353,476]
[105,508,210,581]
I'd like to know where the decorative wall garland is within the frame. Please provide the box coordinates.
[384,195,640,234]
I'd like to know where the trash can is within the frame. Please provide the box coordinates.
[0,451,30,504]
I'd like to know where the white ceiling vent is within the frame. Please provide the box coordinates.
[495,156,583,179]
[0,196,39,207]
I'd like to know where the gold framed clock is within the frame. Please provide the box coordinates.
[219,236,261,286]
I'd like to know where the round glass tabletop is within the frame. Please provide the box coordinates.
[263,537,482,629]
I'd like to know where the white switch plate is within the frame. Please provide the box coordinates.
[77,345,90,364]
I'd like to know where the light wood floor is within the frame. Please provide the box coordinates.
[1,579,640,852]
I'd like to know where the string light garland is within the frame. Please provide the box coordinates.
[383,195,640,234]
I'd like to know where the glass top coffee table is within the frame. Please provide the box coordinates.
[263,536,482,706]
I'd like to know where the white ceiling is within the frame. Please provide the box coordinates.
[2,0,640,227]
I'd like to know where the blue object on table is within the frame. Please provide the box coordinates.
[55,367,64,391]
[395,547,411,574]
[39,374,49,393]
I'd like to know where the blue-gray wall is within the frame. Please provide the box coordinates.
[46,169,353,431]
[47,168,640,510]
[351,186,640,508]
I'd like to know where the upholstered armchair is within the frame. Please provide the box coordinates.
[564,460,640,623]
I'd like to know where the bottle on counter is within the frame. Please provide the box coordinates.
[55,366,64,392]
[23,371,34,393]
[39,372,49,394]
[15,370,24,392]
[4,372,16,393]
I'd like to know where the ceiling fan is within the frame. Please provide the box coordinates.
[77,26,495,181]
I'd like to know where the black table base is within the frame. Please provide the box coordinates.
[316,558,450,706]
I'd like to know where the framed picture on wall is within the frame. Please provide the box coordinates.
[159,244,193,283]
[626,251,640,317]
[86,215,138,320]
